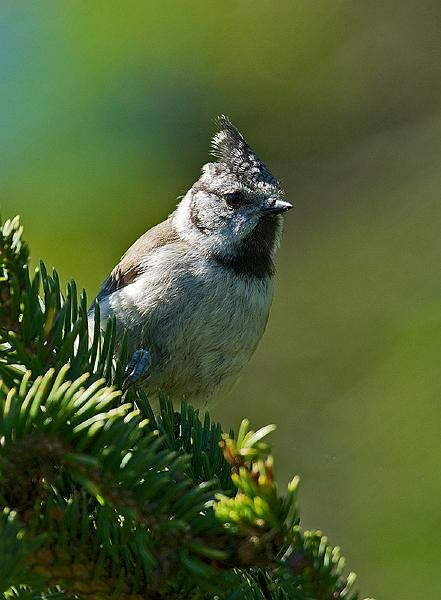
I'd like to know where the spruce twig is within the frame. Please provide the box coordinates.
[0,216,370,599]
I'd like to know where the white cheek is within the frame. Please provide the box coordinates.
[229,211,259,237]
[174,192,232,254]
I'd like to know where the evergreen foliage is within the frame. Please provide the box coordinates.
[0,216,370,599]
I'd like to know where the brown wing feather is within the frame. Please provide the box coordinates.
[92,216,179,305]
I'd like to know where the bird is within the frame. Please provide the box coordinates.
[89,115,292,404]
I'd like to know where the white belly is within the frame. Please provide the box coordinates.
[99,245,274,402]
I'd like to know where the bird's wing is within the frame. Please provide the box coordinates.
[91,216,179,307]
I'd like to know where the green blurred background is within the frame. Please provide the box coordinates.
[1,1,440,597]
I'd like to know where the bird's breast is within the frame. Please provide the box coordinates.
[108,245,274,401]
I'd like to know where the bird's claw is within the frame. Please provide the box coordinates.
[122,349,151,390]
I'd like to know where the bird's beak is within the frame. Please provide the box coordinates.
[261,198,293,215]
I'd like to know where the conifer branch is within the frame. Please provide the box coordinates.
[0,216,371,599]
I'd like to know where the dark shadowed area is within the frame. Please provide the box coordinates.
[1,2,440,598]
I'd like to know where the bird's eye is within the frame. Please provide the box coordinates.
[225,191,245,208]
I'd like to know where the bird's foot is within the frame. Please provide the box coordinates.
[122,349,151,390]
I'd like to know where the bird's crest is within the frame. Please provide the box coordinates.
[211,115,279,188]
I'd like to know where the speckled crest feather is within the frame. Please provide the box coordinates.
[211,115,280,188]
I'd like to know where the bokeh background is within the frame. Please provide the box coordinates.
[1,2,441,598]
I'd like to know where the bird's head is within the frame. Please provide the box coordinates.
[174,116,292,271]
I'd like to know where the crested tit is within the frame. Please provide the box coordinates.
[90,116,292,403]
